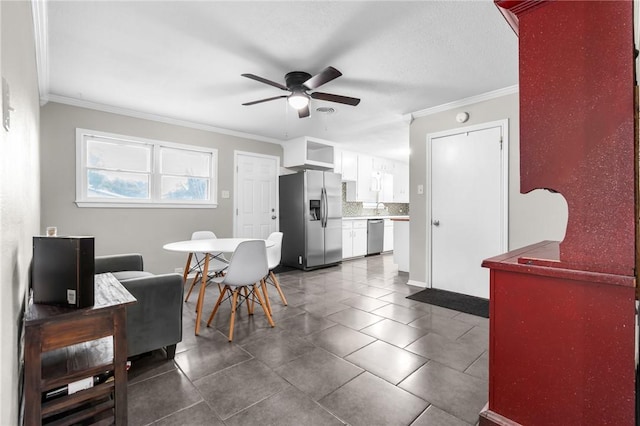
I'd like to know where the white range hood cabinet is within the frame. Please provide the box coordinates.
[282,136,335,171]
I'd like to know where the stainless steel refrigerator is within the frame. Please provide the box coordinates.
[279,170,342,271]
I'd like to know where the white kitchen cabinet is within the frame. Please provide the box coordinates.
[346,155,376,202]
[383,219,394,252]
[342,222,353,259]
[341,150,358,181]
[333,147,343,175]
[393,162,410,203]
[342,220,368,258]
[353,222,368,256]
[393,219,409,272]
[344,154,408,203]
[380,173,394,203]
[283,136,335,170]
[373,157,395,173]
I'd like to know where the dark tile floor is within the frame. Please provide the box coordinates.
[127,253,488,426]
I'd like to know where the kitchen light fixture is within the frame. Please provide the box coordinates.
[287,92,310,109]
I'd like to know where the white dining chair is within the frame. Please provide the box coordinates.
[264,232,287,310]
[206,240,274,341]
[184,231,229,302]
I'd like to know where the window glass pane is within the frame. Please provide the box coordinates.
[160,147,210,177]
[161,176,209,200]
[87,139,151,172]
[87,169,149,199]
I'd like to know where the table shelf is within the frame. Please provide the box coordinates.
[41,337,114,391]
[24,273,136,426]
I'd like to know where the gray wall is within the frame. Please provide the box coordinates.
[40,102,283,274]
[409,92,568,285]
[1,2,41,424]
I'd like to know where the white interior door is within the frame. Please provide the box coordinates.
[430,123,506,299]
[234,152,279,238]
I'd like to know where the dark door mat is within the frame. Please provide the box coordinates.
[407,288,489,318]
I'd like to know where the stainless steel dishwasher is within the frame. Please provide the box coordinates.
[367,219,384,255]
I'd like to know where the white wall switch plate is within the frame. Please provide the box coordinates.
[417,184,424,195]
[221,190,230,199]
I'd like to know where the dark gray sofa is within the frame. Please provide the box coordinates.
[95,253,183,359]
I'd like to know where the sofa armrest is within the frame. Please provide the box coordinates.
[119,273,184,357]
[95,253,144,274]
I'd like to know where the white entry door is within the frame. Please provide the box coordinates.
[429,122,507,299]
[234,152,279,239]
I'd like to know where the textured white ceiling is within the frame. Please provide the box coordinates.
[45,0,518,161]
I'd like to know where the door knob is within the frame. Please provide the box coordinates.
[432,219,440,226]
[272,215,277,220]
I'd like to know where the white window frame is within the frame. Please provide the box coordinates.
[75,128,218,208]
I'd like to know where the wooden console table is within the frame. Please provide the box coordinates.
[24,273,136,425]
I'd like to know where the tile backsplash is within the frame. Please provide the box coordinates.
[342,183,409,217]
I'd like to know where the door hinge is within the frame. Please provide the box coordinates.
[499,137,503,150]
[236,208,238,215]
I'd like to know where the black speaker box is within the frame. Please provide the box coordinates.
[32,236,95,308]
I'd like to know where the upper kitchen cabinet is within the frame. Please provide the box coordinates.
[346,154,377,202]
[283,136,335,170]
[372,157,395,173]
[343,153,409,203]
[393,162,409,203]
[333,148,358,181]
[333,147,343,175]
[341,150,358,181]
[379,171,394,203]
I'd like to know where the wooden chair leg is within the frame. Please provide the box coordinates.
[207,285,228,326]
[243,286,252,315]
[185,271,201,302]
[269,270,288,306]
[261,279,273,315]
[228,289,240,341]
[253,285,275,327]
[249,289,256,314]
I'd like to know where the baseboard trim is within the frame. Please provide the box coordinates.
[479,404,523,426]
[407,280,427,288]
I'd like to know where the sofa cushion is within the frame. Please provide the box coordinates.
[112,270,154,282]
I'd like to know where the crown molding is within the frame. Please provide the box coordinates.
[46,94,284,145]
[31,0,50,106]
[411,85,519,119]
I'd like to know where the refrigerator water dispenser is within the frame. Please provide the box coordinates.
[309,200,321,221]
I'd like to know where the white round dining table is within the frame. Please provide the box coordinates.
[163,238,275,335]
[163,238,274,254]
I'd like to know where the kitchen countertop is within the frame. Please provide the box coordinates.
[342,215,409,220]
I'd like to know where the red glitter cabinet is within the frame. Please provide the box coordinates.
[480,1,637,425]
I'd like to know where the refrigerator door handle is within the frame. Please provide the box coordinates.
[321,187,327,228]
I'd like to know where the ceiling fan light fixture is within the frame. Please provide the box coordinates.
[242,67,360,118]
[287,92,310,110]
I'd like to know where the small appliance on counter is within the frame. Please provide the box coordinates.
[279,170,342,271]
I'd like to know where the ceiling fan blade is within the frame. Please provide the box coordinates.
[241,73,289,91]
[298,105,310,118]
[303,66,342,90]
[242,95,287,106]
[310,92,361,106]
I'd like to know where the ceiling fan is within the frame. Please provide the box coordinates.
[241,66,361,118]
